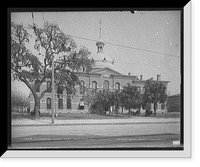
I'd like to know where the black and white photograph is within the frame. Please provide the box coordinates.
[5,5,192,158]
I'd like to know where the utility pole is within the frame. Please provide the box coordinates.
[51,55,55,124]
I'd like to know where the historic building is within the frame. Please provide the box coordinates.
[29,38,170,114]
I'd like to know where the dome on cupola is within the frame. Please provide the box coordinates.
[91,19,115,70]
[92,39,115,70]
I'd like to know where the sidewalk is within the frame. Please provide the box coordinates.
[12,117,180,126]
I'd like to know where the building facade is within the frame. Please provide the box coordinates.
[29,39,169,114]
[167,94,180,112]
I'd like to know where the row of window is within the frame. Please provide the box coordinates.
[36,80,143,93]
[46,97,71,109]
[91,80,120,90]
[39,97,165,110]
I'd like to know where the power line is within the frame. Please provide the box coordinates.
[27,13,180,59]
[27,14,179,59]
[68,34,180,58]
[106,41,179,58]
[117,61,180,69]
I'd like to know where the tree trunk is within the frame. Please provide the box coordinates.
[34,98,40,119]
[129,107,131,117]
[115,105,119,116]
[154,102,157,116]
[121,106,124,114]
[116,109,119,116]
[22,106,24,116]
[138,105,141,115]
[88,105,90,119]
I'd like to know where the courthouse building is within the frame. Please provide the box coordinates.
[29,38,170,114]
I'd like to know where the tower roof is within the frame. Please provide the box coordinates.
[92,39,115,70]
[91,19,115,71]
[96,40,105,47]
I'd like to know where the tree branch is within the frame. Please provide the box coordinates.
[38,89,48,100]
[20,76,38,99]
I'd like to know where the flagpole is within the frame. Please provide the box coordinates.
[32,12,35,24]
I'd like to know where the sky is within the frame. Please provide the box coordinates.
[11,10,181,96]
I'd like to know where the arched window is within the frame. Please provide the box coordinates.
[46,98,51,109]
[58,98,63,109]
[67,97,71,109]
[80,80,85,94]
[115,82,120,90]
[92,81,97,89]
[92,81,97,94]
[103,80,110,90]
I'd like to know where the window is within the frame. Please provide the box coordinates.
[58,98,63,109]
[47,81,51,93]
[92,81,97,89]
[92,81,97,94]
[79,100,84,110]
[115,82,120,90]
[80,80,85,94]
[67,97,71,109]
[47,98,51,109]
[103,80,109,90]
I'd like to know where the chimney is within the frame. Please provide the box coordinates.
[157,74,161,81]
[140,75,143,80]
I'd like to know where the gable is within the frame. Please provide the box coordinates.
[91,67,122,75]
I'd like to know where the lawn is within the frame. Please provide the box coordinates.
[11,111,180,120]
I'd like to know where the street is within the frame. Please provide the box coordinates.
[11,121,181,149]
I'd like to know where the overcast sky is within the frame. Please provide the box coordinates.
[11,10,181,96]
